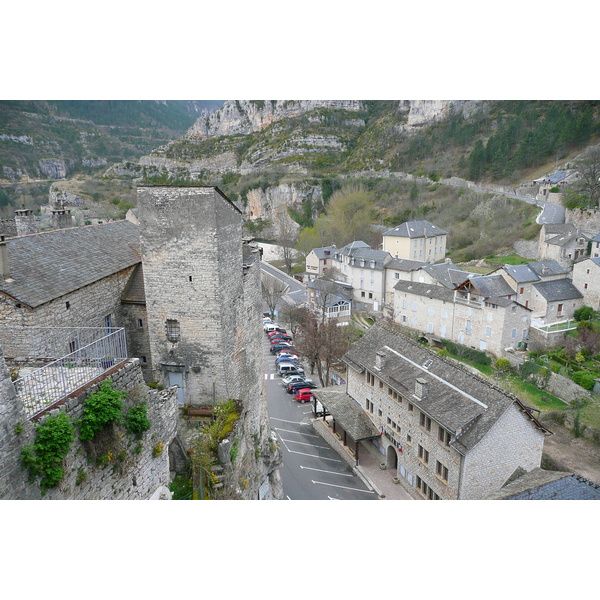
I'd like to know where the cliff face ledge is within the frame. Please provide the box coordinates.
[186,100,364,140]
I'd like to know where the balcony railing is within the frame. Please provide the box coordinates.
[0,327,128,419]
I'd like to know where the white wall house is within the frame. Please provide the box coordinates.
[382,220,448,264]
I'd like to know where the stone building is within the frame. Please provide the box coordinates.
[382,220,447,264]
[316,324,550,500]
[305,245,336,281]
[538,223,589,268]
[392,279,532,357]
[572,257,600,310]
[0,186,283,500]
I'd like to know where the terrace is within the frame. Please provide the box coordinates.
[0,326,128,419]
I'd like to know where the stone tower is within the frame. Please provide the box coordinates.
[137,186,247,405]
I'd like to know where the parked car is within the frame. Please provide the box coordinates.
[281,374,311,387]
[275,355,299,365]
[294,389,315,403]
[278,362,305,376]
[271,343,295,353]
[267,328,287,335]
[270,336,292,344]
[269,334,292,342]
[287,380,317,394]
[264,324,281,333]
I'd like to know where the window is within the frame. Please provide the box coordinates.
[68,340,78,354]
[369,292,373,299]
[388,386,393,396]
[486,327,492,337]
[189,275,193,282]
[441,310,448,319]
[406,434,412,444]
[419,412,432,431]
[166,319,180,342]
[361,291,365,298]
[141,356,147,364]
[408,403,414,412]
[466,320,472,334]
[65,301,70,310]
[520,287,524,294]
[366,371,375,386]
[415,476,440,500]
[511,328,517,339]
[366,399,374,413]
[137,319,144,329]
[438,426,451,446]
[436,460,449,482]
[418,444,429,464]
[558,303,564,313]
[427,322,434,333]
[428,307,434,316]
[394,272,400,279]
[585,283,589,289]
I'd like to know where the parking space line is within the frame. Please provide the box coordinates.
[279,438,331,450]
[312,480,375,494]
[300,465,353,477]
[273,427,319,438]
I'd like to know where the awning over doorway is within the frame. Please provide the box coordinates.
[313,387,381,442]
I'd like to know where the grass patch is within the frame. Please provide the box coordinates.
[485,254,529,265]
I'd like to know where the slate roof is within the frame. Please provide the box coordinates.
[421,261,470,289]
[393,280,455,302]
[121,263,146,304]
[337,242,390,269]
[313,388,381,441]
[490,468,600,500]
[311,246,337,260]
[503,260,568,284]
[383,220,447,238]
[342,324,550,455]
[0,220,141,308]
[307,279,352,306]
[461,275,515,299]
[533,279,583,302]
[386,258,427,272]
[592,233,600,243]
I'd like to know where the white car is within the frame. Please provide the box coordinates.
[282,374,312,387]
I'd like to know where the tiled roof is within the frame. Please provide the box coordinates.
[465,275,516,298]
[533,279,583,302]
[311,246,337,259]
[386,258,427,272]
[342,324,549,454]
[503,264,540,283]
[0,220,141,308]
[337,242,391,269]
[313,388,381,441]
[383,220,447,238]
[421,262,470,289]
[121,263,146,304]
[490,469,600,500]
[393,280,455,302]
[528,260,569,277]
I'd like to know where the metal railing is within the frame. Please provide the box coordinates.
[0,327,128,419]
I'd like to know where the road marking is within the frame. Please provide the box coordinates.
[300,465,353,477]
[311,480,375,494]
[270,417,307,425]
[273,427,319,438]
[279,438,331,450]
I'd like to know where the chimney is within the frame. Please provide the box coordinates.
[14,208,37,236]
[52,208,72,230]
[415,377,428,399]
[374,351,386,371]
[0,235,9,278]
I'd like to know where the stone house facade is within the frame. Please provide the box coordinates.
[331,241,391,312]
[339,324,549,500]
[538,223,589,268]
[572,257,600,310]
[305,245,336,281]
[382,220,447,264]
[393,280,532,356]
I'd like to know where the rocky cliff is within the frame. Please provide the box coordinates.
[186,100,364,140]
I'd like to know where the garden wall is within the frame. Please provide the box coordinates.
[0,354,179,500]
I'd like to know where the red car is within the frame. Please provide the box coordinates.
[294,388,314,403]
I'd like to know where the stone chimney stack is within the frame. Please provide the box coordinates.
[415,377,428,399]
[14,209,37,236]
[0,235,9,278]
[375,351,386,371]
[51,208,72,230]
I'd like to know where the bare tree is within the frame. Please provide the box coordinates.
[573,147,600,207]
[294,306,353,387]
[261,274,288,320]
[273,207,299,275]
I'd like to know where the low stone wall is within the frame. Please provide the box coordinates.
[541,412,600,445]
[543,371,595,403]
[0,356,179,500]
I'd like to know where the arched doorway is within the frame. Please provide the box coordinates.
[386,444,398,470]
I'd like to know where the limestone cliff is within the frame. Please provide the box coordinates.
[398,100,485,129]
[186,100,364,140]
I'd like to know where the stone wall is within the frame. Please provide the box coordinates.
[0,354,179,499]
[460,403,545,500]
[566,208,600,234]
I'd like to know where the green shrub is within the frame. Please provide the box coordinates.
[21,412,74,494]
[124,403,151,437]
[571,370,596,390]
[493,358,512,374]
[574,305,596,322]
[78,380,125,441]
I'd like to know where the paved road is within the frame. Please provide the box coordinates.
[260,261,307,305]
[466,184,565,224]
[264,334,377,500]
